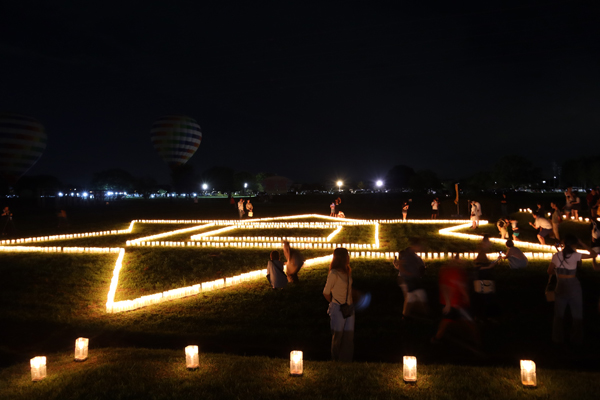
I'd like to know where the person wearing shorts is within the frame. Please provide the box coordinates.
[431,198,439,219]
[509,219,520,240]
[529,213,553,245]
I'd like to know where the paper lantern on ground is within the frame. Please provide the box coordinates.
[30,356,46,381]
[185,345,199,369]
[290,351,303,376]
[520,360,536,387]
[403,356,417,382]
[74,337,89,361]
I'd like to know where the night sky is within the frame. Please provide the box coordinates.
[2,1,599,187]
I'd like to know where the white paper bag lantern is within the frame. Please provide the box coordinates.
[74,337,89,361]
[30,356,47,381]
[185,345,199,369]
[520,360,536,387]
[290,350,303,376]
[403,356,417,382]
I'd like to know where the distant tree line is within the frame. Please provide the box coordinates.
[4,154,599,197]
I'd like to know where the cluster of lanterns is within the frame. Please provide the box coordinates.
[30,337,89,381]
[519,208,592,223]
[29,342,537,387]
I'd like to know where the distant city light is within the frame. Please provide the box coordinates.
[82,193,88,198]
[107,192,113,196]
[376,180,383,187]
[244,183,248,188]
[58,192,63,197]
[202,184,208,190]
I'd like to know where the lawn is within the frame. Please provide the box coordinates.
[2,207,600,398]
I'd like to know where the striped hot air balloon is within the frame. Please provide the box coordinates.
[0,113,47,184]
[150,115,202,170]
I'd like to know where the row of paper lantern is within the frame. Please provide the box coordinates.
[106,253,333,314]
[128,223,215,244]
[0,246,121,253]
[197,236,334,243]
[379,219,472,224]
[126,241,378,250]
[519,209,595,223]
[0,216,489,248]
[29,341,537,387]
[0,230,130,246]
[437,223,565,252]
[106,268,267,313]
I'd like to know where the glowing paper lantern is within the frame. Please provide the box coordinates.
[185,345,199,369]
[74,337,89,361]
[520,360,536,387]
[403,356,417,382]
[30,356,46,381]
[290,351,303,376]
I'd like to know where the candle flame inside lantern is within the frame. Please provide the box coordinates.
[520,360,537,387]
[403,356,417,382]
[74,337,89,361]
[290,350,303,376]
[185,345,199,369]
[30,356,47,381]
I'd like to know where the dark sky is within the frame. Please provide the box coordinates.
[1,1,599,187]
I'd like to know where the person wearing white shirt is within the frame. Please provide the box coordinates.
[547,235,597,344]
[431,198,439,219]
[470,200,482,229]
[529,213,553,245]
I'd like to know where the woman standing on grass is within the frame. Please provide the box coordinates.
[402,202,409,221]
[548,234,597,345]
[323,247,354,362]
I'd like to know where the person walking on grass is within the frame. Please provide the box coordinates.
[564,187,575,220]
[432,256,480,349]
[1,206,14,236]
[473,235,500,322]
[246,199,253,217]
[402,202,409,221]
[547,235,597,345]
[393,238,428,320]
[529,212,553,245]
[283,240,305,283]
[237,198,245,219]
[470,200,482,229]
[431,198,440,219]
[550,202,562,242]
[323,247,354,362]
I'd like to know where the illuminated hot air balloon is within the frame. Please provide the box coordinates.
[0,113,47,184]
[150,115,202,170]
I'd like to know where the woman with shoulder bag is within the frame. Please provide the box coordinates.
[547,234,597,344]
[323,247,354,362]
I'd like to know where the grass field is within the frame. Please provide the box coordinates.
[2,197,600,398]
